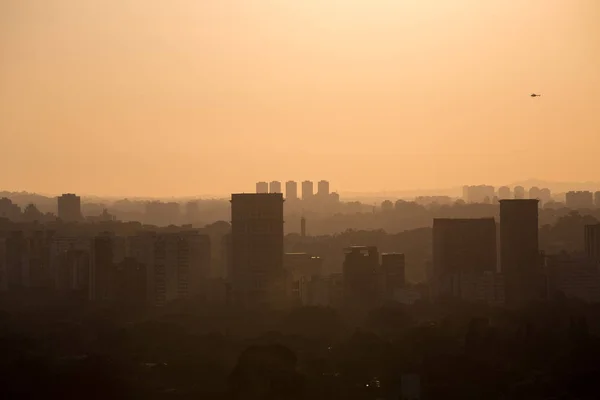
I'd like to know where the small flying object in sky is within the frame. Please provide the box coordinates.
[530,93,541,97]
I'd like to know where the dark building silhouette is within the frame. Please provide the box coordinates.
[114,257,147,306]
[269,181,282,194]
[513,186,525,199]
[585,224,600,262]
[221,232,232,280]
[317,180,330,197]
[128,231,211,306]
[0,197,21,221]
[90,233,115,301]
[343,246,380,310]
[500,199,541,306]
[255,181,268,194]
[284,252,323,305]
[432,218,497,298]
[544,253,600,302]
[6,231,27,289]
[57,193,81,222]
[381,253,405,299]
[231,193,285,308]
[301,181,314,200]
[55,249,89,297]
[285,181,298,200]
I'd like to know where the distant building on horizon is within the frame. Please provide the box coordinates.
[285,181,298,200]
[498,186,511,200]
[256,181,268,194]
[463,185,495,204]
[302,181,314,200]
[317,180,330,197]
[269,181,282,194]
[566,191,594,209]
[57,193,81,222]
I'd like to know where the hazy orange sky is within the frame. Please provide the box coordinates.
[1,0,599,197]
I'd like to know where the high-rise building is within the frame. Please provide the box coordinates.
[57,193,81,222]
[55,249,90,296]
[566,191,594,209]
[317,180,330,197]
[284,252,323,305]
[500,199,541,306]
[285,181,298,200]
[585,224,600,262]
[90,233,116,301]
[256,181,268,194]
[497,186,511,200]
[128,231,211,306]
[0,238,7,291]
[595,192,600,208]
[432,218,497,298]
[343,246,380,309]
[513,186,525,199]
[6,231,27,289]
[269,180,282,194]
[381,253,405,299]
[545,253,600,303]
[301,181,314,200]
[231,193,285,307]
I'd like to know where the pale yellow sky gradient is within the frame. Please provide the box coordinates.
[1,0,599,196]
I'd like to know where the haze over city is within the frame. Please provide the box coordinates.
[1,0,599,197]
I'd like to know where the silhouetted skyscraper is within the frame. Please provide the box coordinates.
[500,199,540,306]
[513,186,525,199]
[381,253,405,299]
[585,224,600,262]
[302,181,314,200]
[285,181,298,200]
[432,218,497,298]
[256,181,268,194]
[595,191,600,208]
[231,193,285,307]
[269,180,282,194]
[57,193,81,222]
[343,246,380,310]
[317,180,330,197]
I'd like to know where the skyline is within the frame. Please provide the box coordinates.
[1,0,599,196]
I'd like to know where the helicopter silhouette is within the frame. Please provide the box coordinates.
[530,93,541,97]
